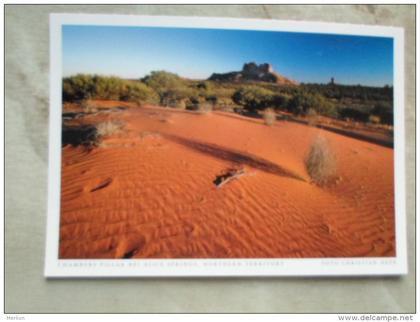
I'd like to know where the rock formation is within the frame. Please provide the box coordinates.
[209,62,298,85]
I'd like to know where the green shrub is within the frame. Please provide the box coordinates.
[186,96,205,110]
[302,83,393,102]
[371,101,393,125]
[92,76,124,100]
[142,71,185,90]
[232,86,274,111]
[215,97,235,111]
[161,87,193,107]
[270,94,289,110]
[63,74,95,101]
[288,91,335,117]
[196,81,213,91]
[142,71,190,106]
[120,81,159,104]
[62,74,158,104]
[339,107,370,122]
[205,95,218,107]
[369,115,381,124]
[288,92,312,115]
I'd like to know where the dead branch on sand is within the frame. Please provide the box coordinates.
[214,168,248,188]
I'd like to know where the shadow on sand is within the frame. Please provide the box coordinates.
[215,110,393,148]
[286,117,393,148]
[164,134,306,182]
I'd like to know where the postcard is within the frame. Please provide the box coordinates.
[45,13,406,277]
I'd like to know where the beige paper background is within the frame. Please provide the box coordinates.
[5,4,415,313]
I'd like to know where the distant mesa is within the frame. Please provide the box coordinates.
[208,62,298,85]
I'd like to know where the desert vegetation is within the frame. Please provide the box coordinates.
[63,74,159,104]
[306,108,318,127]
[62,125,99,147]
[80,99,97,113]
[63,72,393,128]
[305,135,337,185]
[197,102,213,114]
[97,120,126,138]
[262,108,276,126]
[62,118,126,148]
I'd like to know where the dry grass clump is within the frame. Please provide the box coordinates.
[369,115,381,124]
[306,108,318,127]
[262,108,276,126]
[81,99,98,113]
[174,99,186,110]
[96,120,126,138]
[198,102,213,114]
[305,135,336,185]
[139,131,161,140]
[219,106,234,113]
[135,99,143,108]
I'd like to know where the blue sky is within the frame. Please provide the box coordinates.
[62,25,393,87]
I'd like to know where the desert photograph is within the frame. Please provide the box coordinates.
[59,25,395,260]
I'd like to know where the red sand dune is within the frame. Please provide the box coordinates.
[60,102,395,259]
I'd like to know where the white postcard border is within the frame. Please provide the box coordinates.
[45,13,407,277]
